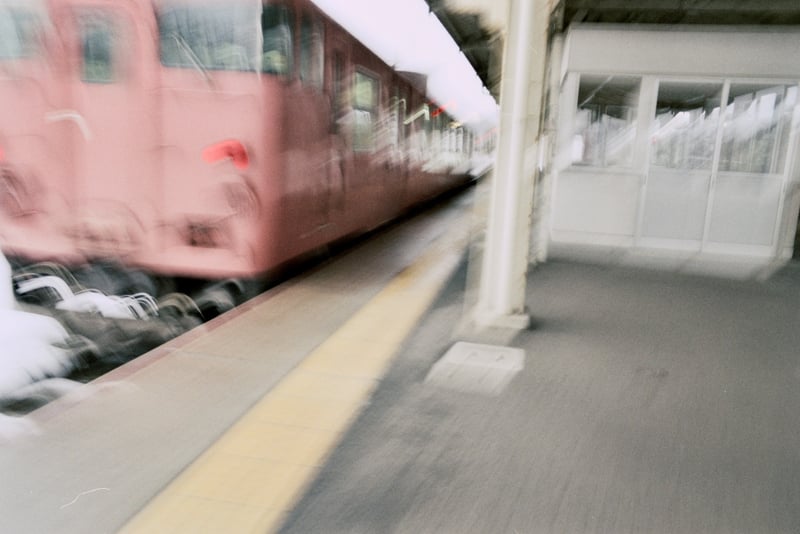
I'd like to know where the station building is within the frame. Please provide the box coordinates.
[431,0,800,324]
[549,24,800,261]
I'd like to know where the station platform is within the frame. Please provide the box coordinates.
[278,255,800,533]
[4,183,800,533]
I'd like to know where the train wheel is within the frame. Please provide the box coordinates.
[73,261,157,297]
[157,292,203,321]
[193,279,246,320]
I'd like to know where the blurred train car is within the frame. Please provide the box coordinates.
[0,0,480,295]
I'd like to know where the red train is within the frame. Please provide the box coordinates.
[0,0,481,293]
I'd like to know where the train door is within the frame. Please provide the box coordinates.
[56,0,158,257]
[0,1,74,257]
[281,7,331,245]
[325,35,350,227]
[351,63,384,225]
[387,83,410,213]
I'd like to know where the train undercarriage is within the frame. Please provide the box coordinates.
[0,251,265,415]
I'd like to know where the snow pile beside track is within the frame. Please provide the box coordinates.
[0,309,73,398]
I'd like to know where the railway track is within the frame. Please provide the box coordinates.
[0,184,478,416]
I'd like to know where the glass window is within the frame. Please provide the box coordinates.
[80,13,116,83]
[331,51,345,130]
[374,90,404,159]
[650,82,723,170]
[431,110,443,153]
[719,83,797,174]
[353,71,377,109]
[393,90,407,145]
[353,71,378,151]
[0,5,45,60]
[573,75,640,167]
[299,14,323,87]
[261,4,291,75]
[353,110,374,151]
[158,3,260,72]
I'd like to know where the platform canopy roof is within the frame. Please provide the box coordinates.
[309,0,499,133]
[428,0,800,88]
[557,0,800,27]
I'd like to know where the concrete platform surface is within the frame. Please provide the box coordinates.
[0,190,475,534]
[280,258,800,534]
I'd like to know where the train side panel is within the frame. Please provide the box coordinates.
[0,1,76,261]
[1,0,479,284]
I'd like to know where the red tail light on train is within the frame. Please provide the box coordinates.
[202,139,250,171]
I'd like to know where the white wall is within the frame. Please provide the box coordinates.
[550,25,800,259]
[564,25,800,79]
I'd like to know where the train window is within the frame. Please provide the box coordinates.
[353,72,377,110]
[353,71,378,151]
[299,15,323,88]
[0,6,45,60]
[380,89,405,157]
[261,4,292,76]
[158,3,260,72]
[429,110,442,154]
[331,51,345,131]
[393,88,408,144]
[79,13,116,83]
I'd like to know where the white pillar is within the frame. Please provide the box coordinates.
[474,0,539,329]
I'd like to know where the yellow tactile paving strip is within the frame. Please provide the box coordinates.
[120,238,465,534]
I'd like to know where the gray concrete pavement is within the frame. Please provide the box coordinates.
[281,258,800,533]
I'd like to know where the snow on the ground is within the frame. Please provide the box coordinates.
[0,251,75,398]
